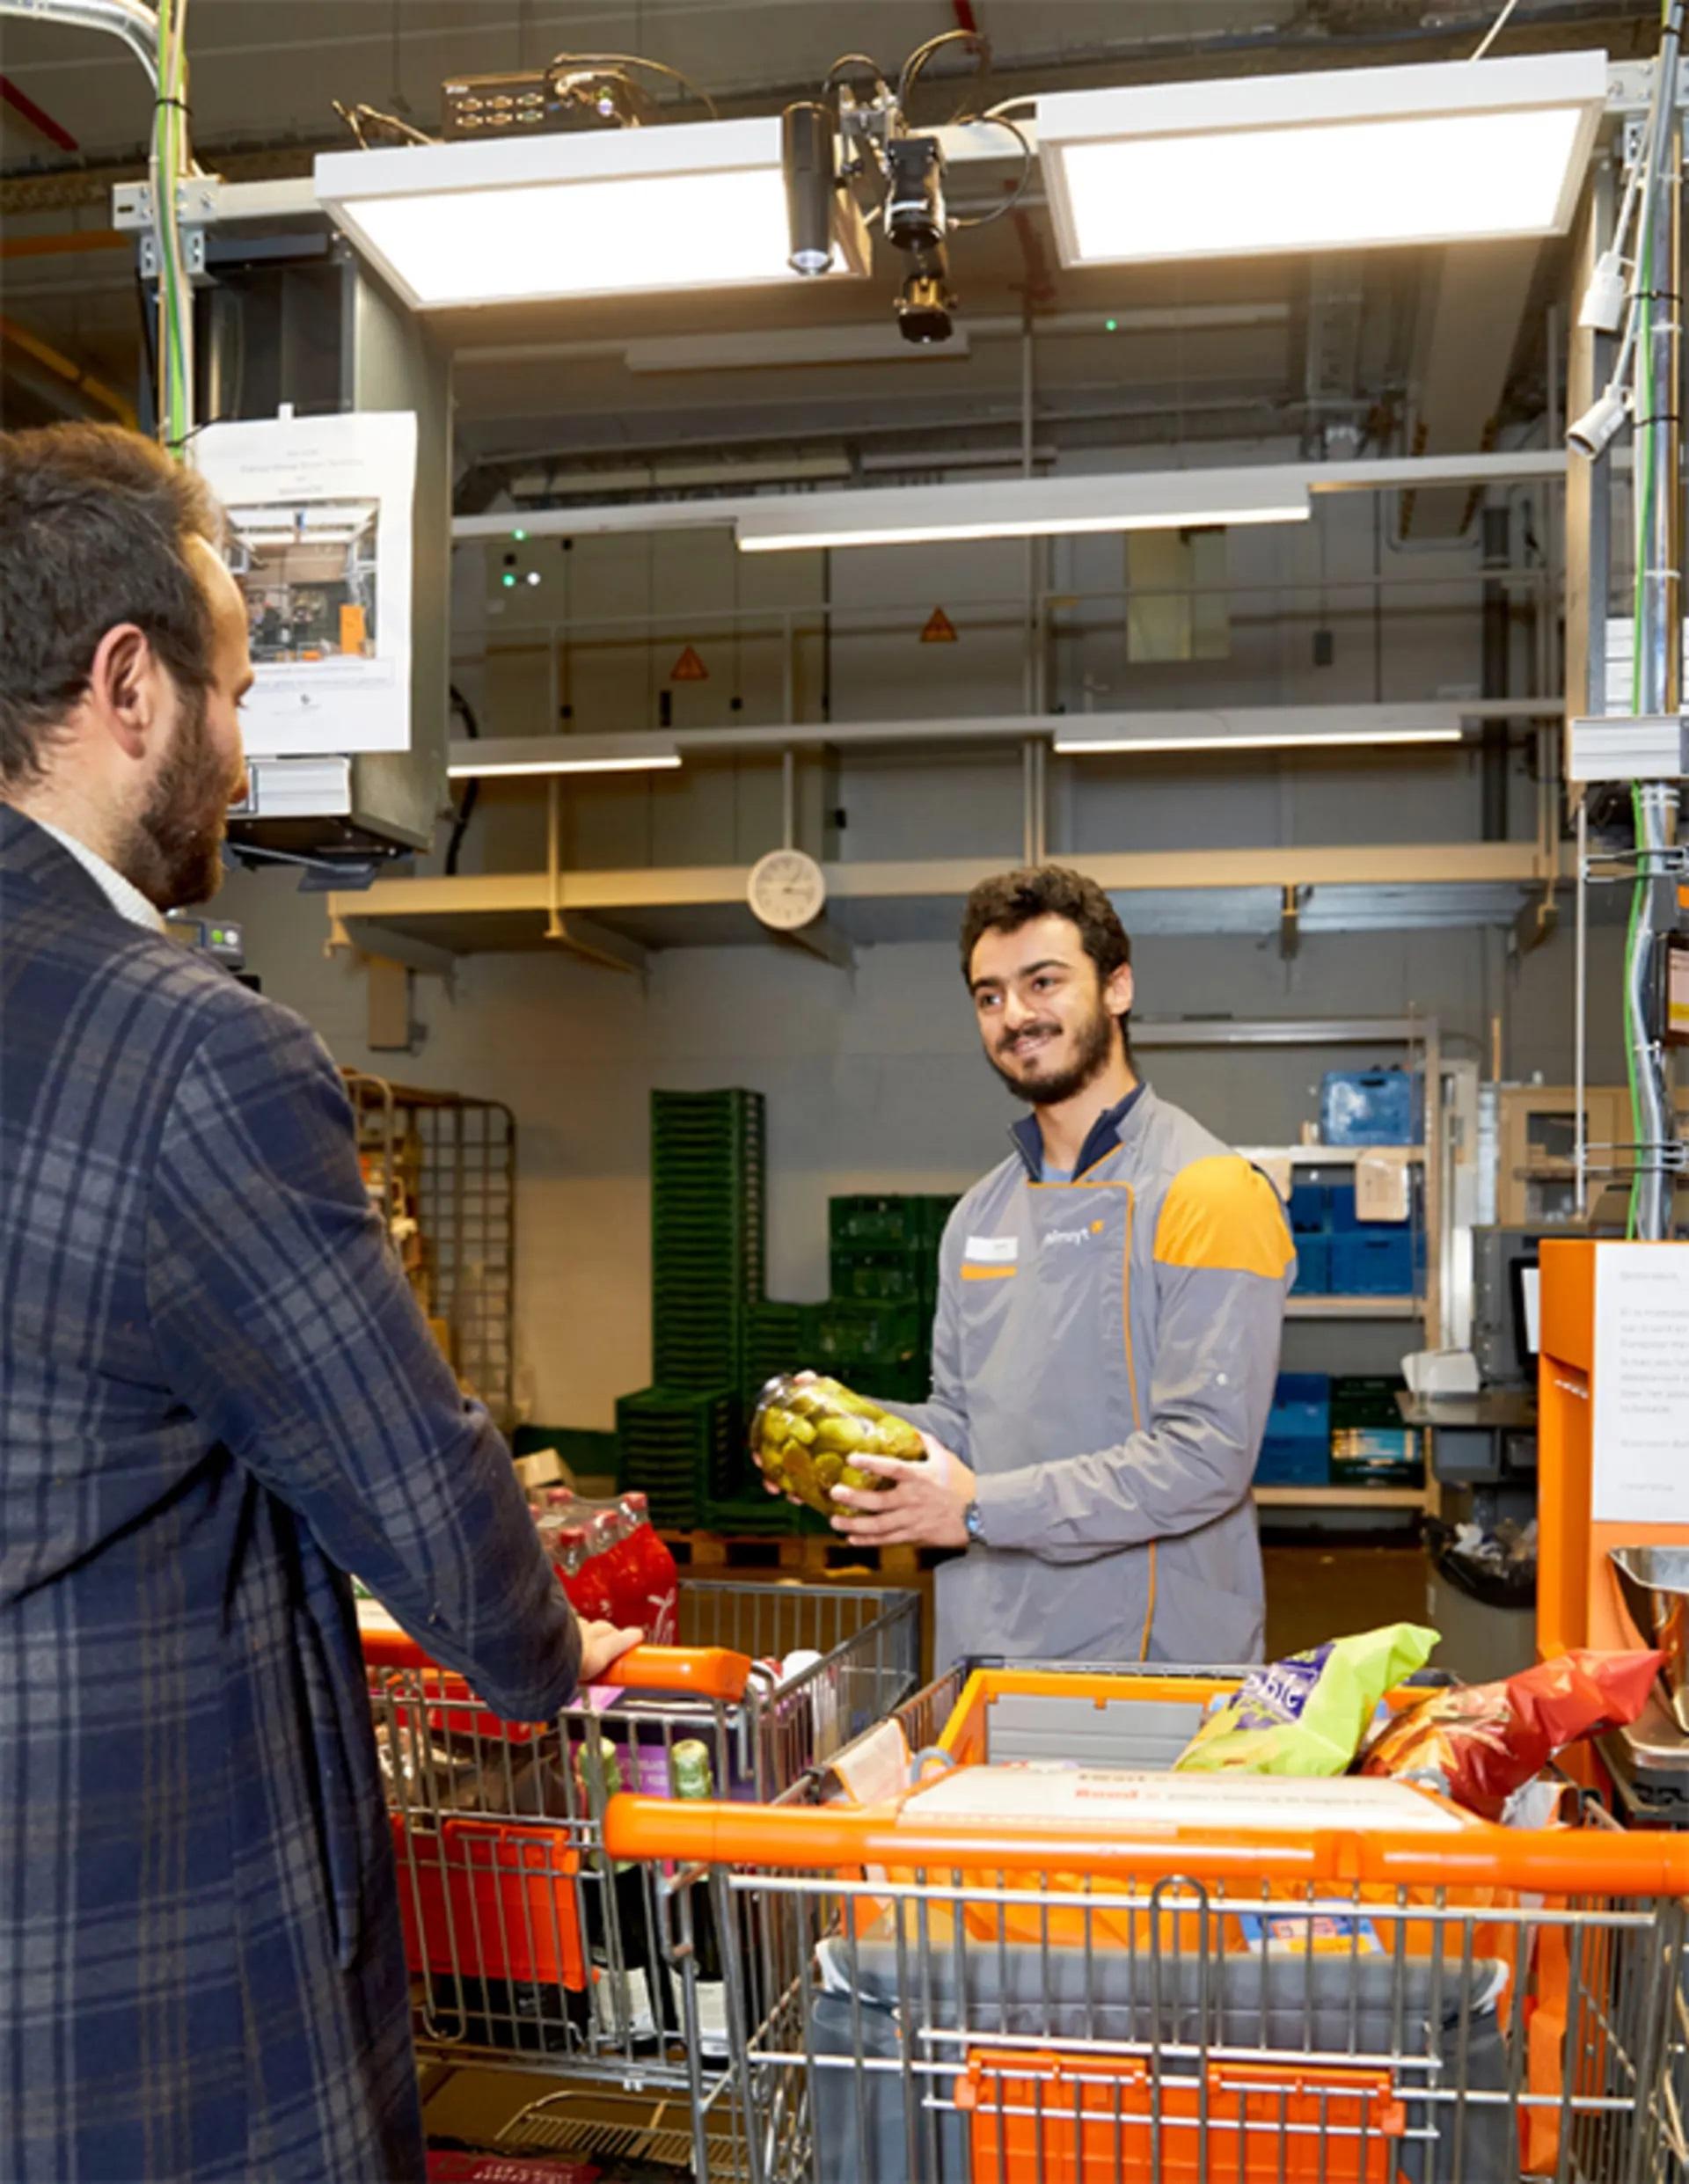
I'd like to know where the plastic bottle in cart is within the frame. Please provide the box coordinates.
[588,1508,640,1632]
[552,1523,617,1625]
[619,1492,679,1644]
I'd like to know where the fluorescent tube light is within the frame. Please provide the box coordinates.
[1037,48,1605,266]
[315,118,866,311]
[448,735,683,777]
[1054,706,1468,756]
[735,467,1310,553]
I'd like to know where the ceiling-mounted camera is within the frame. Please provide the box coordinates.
[884,134,947,254]
[779,29,1029,346]
[896,247,956,346]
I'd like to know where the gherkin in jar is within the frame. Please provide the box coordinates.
[749,1371,926,1517]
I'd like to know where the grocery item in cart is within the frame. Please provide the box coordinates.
[535,1493,676,1640]
[1173,1621,1438,1775]
[749,1371,925,1517]
[1359,1647,1664,1819]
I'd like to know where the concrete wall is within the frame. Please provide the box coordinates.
[217,859,1620,1429]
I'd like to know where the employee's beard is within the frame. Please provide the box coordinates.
[116,687,231,913]
[989,999,1119,1107]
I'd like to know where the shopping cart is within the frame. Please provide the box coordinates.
[604,1661,1689,2184]
[362,1577,919,2111]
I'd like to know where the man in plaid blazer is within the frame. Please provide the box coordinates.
[0,426,641,2180]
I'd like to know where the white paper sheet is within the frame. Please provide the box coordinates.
[1592,1244,1689,1524]
[897,1764,1466,1835]
[194,411,416,757]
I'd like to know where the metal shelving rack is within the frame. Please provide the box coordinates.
[343,1071,518,1429]
[1136,1017,1444,1516]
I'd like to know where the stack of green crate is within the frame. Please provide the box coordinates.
[650,1089,765,1397]
[615,1385,741,1528]
[614,1089,766,1527]
[741,1300,816,1413]
[823,1194,956,1406]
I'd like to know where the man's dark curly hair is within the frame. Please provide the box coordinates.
[960,865,1133,1047]
[0,423,223,791]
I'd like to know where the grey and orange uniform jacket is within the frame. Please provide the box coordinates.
[886,1084,1294,1671]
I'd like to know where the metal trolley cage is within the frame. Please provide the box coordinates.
[342,1069,516,1428]
[363,1577,919,2106]
[605,1662,1689,2184]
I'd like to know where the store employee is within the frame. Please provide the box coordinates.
[832,864,1294,1669]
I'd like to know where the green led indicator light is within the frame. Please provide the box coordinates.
[1104,317,1119,332]
[513,527,528,541]
[501,572,516,588]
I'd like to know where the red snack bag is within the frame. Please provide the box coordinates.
[1359,1649,1664,1820]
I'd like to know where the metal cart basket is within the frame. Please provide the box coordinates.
[604,1662,1689,2184]
[362,1577,918,2101]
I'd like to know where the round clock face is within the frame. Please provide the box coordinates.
[748,848,826,932]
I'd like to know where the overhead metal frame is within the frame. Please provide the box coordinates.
[1565,38,1688,1238]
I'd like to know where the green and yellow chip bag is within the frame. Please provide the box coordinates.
[1174,1623,1440,1777]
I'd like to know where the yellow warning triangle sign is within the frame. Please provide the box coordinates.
[669,644,708,682]
[920,606,957,644]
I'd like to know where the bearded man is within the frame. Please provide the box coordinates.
[828,864,1295,1670]
[0,424,639,2181]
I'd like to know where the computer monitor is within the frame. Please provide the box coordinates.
[1512,1257,1541,1365]
[1473,1226,1554,1386]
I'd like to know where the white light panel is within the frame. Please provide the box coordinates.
[316,118,864,311]
[1055,705,1467,756]
[735,467,1310,553]
[1038,49,1606,265]
[446,734,682,777]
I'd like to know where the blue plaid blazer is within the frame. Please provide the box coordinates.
[0,808,581,2181]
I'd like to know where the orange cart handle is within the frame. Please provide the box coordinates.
[362,1625,753,1704]
[602,1795,1689,1899]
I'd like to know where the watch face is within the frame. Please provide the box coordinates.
[749,849,825,931]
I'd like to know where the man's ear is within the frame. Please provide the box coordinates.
[1104,961,1135,1024]
[85,624,157,762]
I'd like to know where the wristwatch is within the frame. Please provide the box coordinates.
[962,1498,985,1545]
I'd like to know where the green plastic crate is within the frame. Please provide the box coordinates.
[1329,1376,1408,1430]
[828,1247,937,1306]
[814,1300,925,1369]
[616,1384,742,1523]
[830,1194,956,1253]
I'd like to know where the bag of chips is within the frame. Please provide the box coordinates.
[1359,1648,1664,1819]
[1173,1623,1440,1776]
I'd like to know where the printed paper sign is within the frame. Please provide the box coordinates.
[194,410,417,757]
[1591,1244,1689,1523]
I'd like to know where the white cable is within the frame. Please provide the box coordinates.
[1471,0,1521,62]
[0,0,157,83]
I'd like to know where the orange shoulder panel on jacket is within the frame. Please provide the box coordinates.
[1152,1155,1295,1279]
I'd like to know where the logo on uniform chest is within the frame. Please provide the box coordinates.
[1043,1218,1108,1249]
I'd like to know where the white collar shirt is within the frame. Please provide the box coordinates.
[31,816,167,934]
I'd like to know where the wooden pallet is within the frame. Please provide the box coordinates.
[660,1528,925,1580]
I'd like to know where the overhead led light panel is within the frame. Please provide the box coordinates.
[735,466,1310,552]
[1037,49,1606,265]
[316,117,866,310]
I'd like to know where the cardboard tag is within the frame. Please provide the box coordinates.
[1356,1150,1409,1223]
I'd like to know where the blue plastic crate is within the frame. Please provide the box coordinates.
[1328,1187,1424,1240]
[1288,1179,1329,1233]
[1255,1435,1331,1486]
[1291,1235,1332,1296]
[1331,1230,1415,1296]
[1268,1370,1331,1436]
[1320,1068,1418,1146]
